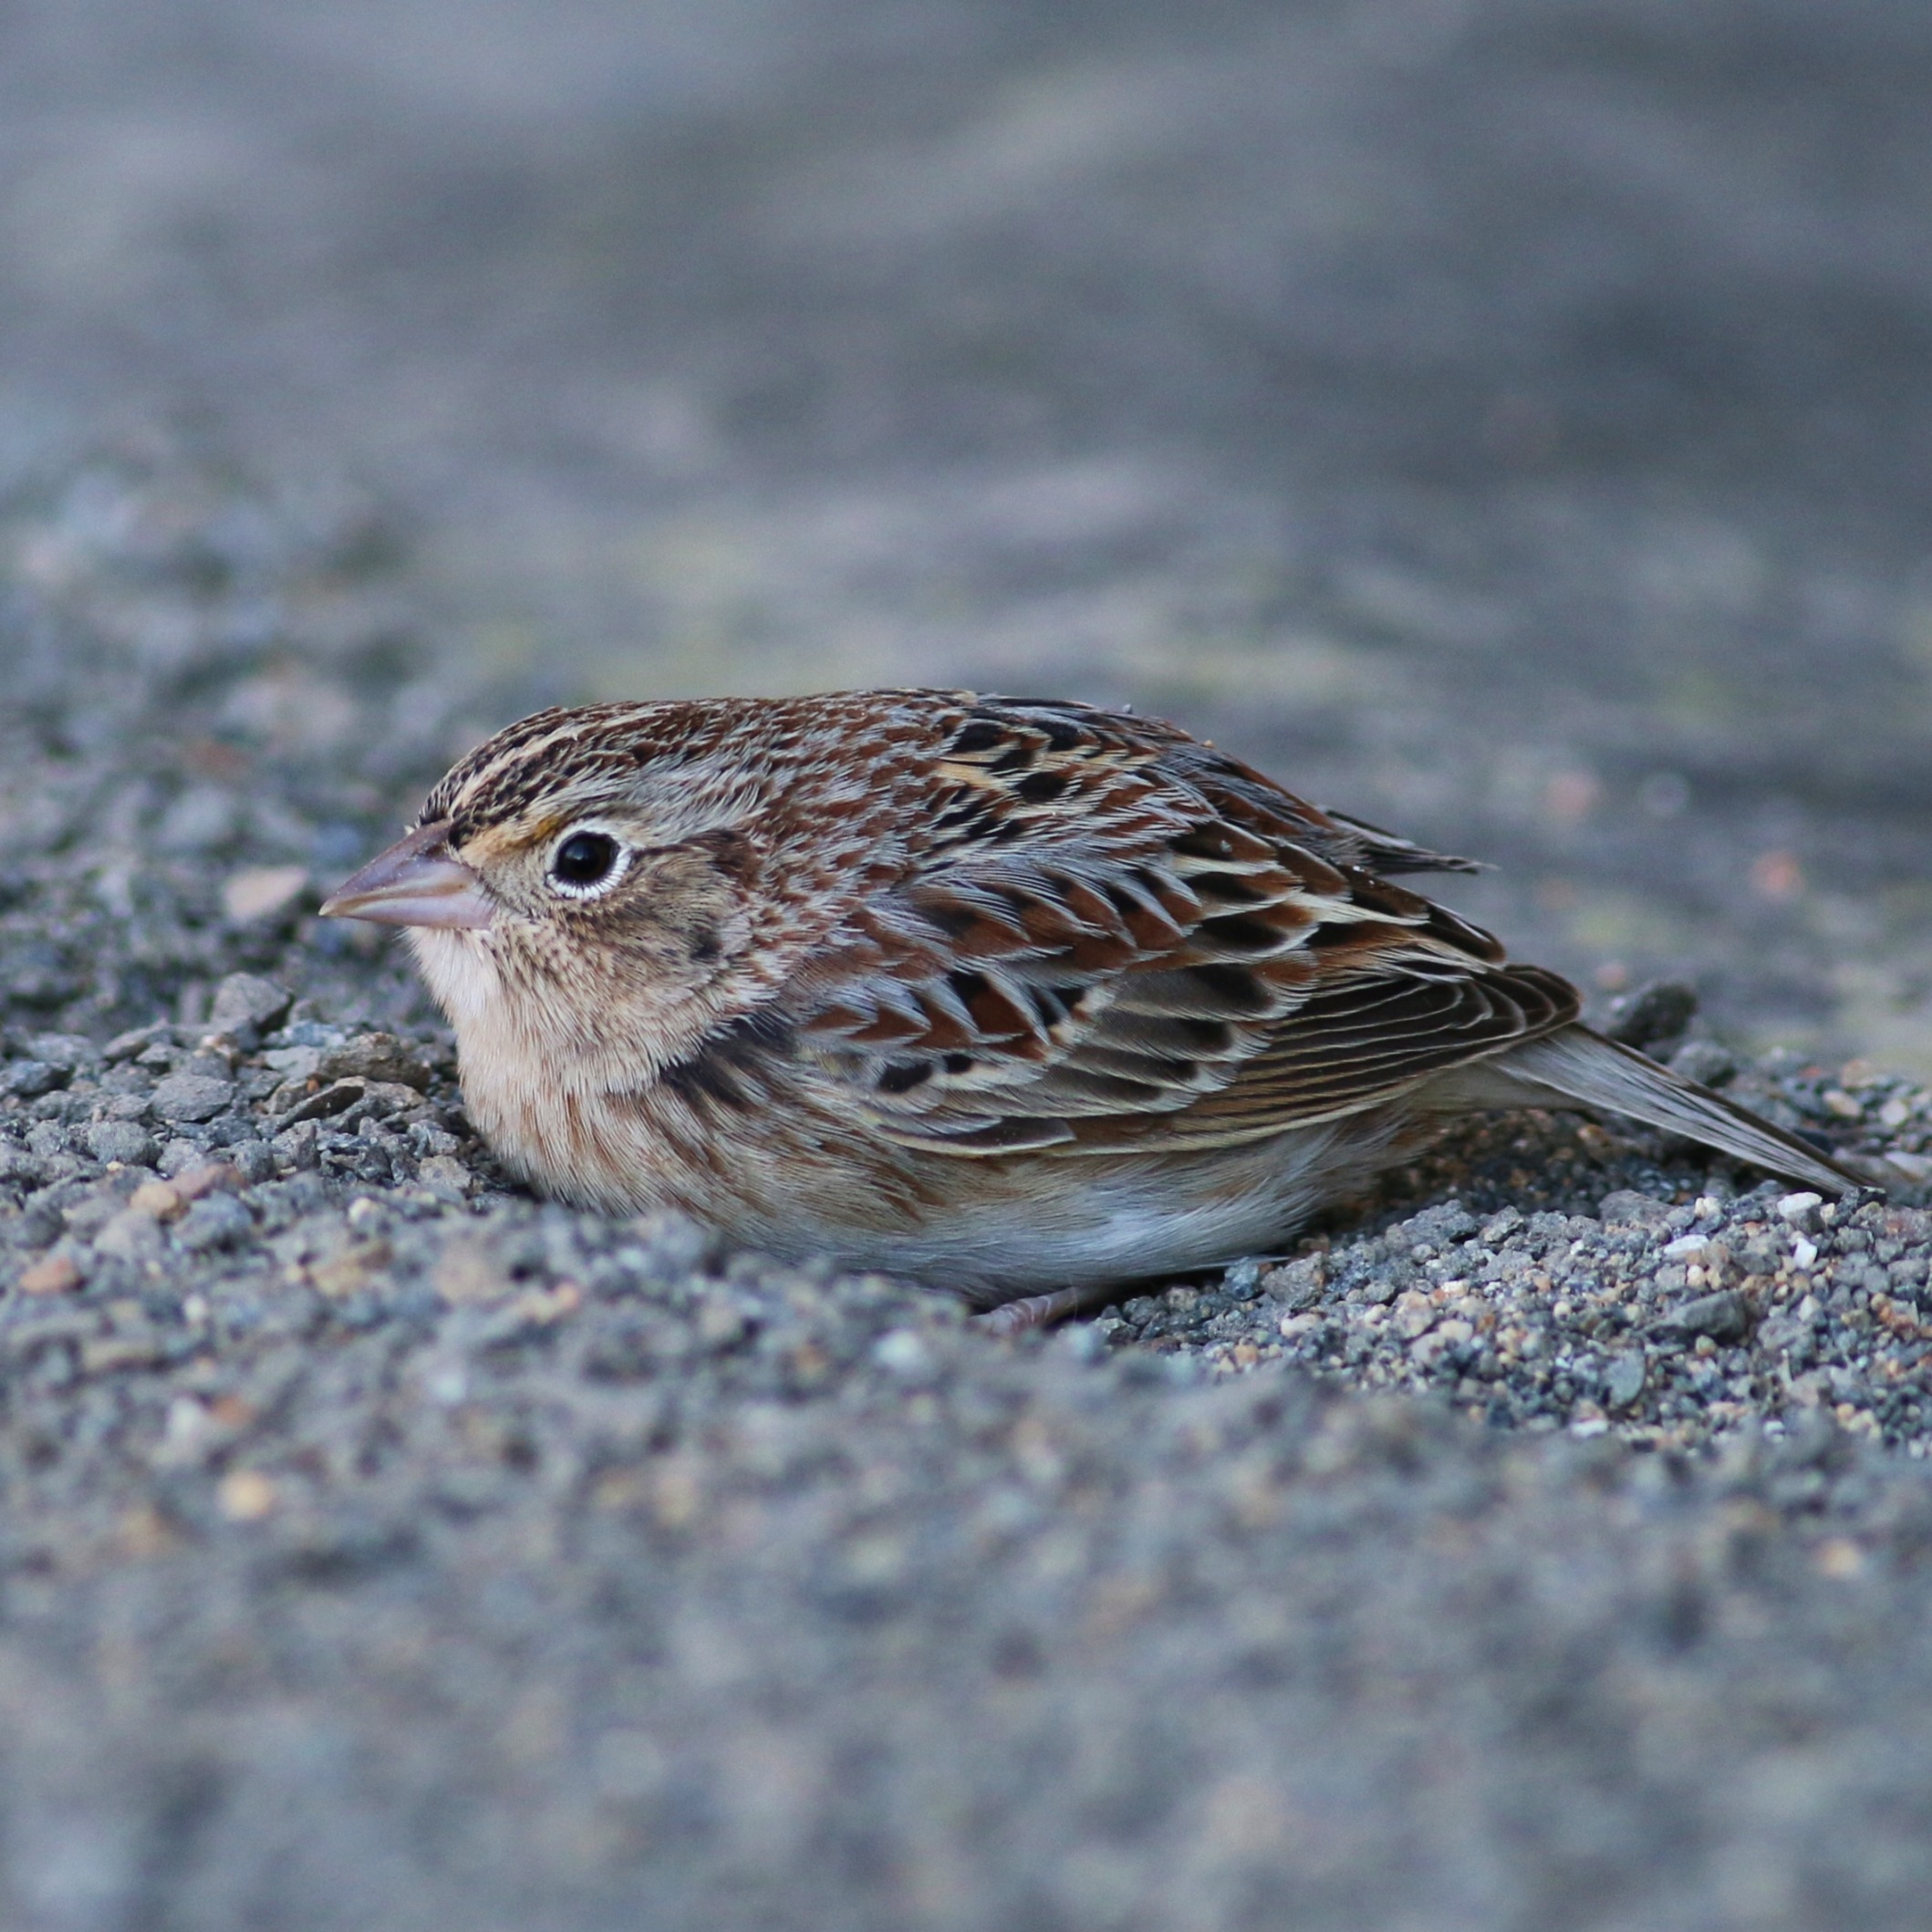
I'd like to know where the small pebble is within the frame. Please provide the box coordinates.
[1606,980,1698,1052]
[216,1471,278,1522]
[175,1162,246,1201]
[222,867,309,923]
[208,972,295,1037]
[3,1061,64,1100]
[316,1034,434,1090]
[18,1252,83,1296]
[174,1195,254,1253]
[152,1073,236,1125]
[130,1180,185,1220]
[1670,1040,1738,1087]
[1604,1352,1646,1407]
[1654,1291,1750,1345]
[85,1121,159,1168]
[873,1331,936,1379]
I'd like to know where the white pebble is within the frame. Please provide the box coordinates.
[872,1330,934,1378]
[424,1364,469,1406]
[1776,1191,1823,1225]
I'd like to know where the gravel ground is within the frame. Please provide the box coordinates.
[7,5,1932,1926]
[6,454,1932,1931]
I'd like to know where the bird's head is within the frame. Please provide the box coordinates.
[322,703,772,1080]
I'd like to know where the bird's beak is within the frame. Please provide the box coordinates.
[321,821,494,930]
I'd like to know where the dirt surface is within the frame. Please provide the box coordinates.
[4,5,1932,1928]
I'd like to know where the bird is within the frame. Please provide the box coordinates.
[322,690,1864,1327]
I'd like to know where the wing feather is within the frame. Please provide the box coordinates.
[782,697,1576,1157]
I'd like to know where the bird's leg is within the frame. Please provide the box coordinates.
[971,1284,1110,1336]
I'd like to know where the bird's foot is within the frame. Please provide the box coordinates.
[971,1285,1106,1336]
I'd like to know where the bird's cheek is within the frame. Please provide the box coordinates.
[690,902,754,973]
[406,924,504,1026]
[605,878,753,984]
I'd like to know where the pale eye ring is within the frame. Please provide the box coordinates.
[546,828,628,898]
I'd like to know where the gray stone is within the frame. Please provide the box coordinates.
[0,1146,46,1187]
[1777,1191,1825,1231]
[84,1121,159,1168]
[1758,1314,1816,1363]
[271,1122,322,1171]
[60,1192,124,1239]
[275,1078,369,1127]
[1262,1258,1325,1314]
[101,1023,174,1065]
[1405,1202,1479,1247]
[173,1194,254,1253]
[12,1200,62,1247]
[1669,1040,1739,1089]
[411,1154,470,1201]
[3,1061,64,1100]
[1606,980,1698,1053]
[156,1139,208,1179]
[345,1081,428,1123]
[24,1034,98,1072]
[1222,1258,1264,1300]
[316,1034,434,1091]
[155,784,240,854]
[151,1072,236,1124]
[1599,1191,1672,1228]
[1603,1352,1647,1407]
[93,1208,165,1262]
[209,973,295,1038]
[229,1140,276,1185]
[1654,1291,1752,1345]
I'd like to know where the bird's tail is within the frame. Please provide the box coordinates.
[1433,1025,1867,1199]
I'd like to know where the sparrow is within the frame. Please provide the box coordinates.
[322,690,1862,1325]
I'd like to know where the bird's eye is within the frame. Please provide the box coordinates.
[547,829,627,898]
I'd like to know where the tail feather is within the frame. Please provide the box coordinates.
[1437,1025,1867,1198]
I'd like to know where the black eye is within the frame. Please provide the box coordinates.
[550,830,623,893]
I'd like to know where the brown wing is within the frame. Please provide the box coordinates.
[784,696,1578,1157]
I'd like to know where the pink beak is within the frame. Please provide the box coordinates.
[321,821,494,930]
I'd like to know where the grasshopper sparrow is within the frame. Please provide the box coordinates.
[323,691,1859,1322]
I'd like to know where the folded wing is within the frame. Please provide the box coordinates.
[784,697,1579,1157]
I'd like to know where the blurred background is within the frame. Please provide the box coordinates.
[3,0,1931,1065]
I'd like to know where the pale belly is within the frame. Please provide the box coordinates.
[473,1059,1417,1304]
[718,1119,1416,1304]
